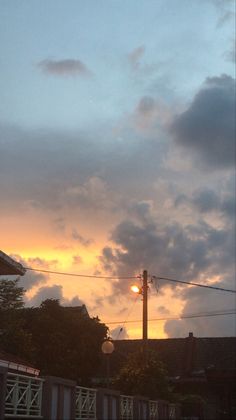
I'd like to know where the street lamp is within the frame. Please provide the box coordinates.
[101,338,114,389]
[131,270,148,352]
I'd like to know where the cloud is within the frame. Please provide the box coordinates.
[128,96,172,134]
[72,255,83,265]
[99,203,235,301]
[0,122,167,217]
[38,59,92,77]
[128,46,145,70]
[10,254,49,291]
[210,0,235,27]
[27,284,84,307]
[99,201,235,336]
[224,40,236,62]
[110,325,129,340]
[157,305,170,315]
[175,185,236,220]
[192,189,221,213]
[71,228,93,247]
[164,276,236,337]
[170,75,235,169]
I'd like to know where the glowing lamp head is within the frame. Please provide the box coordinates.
[101,339,115,354]
[131,285,141,294]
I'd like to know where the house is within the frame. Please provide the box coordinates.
[105,333,236,419]
[0,250,25,276]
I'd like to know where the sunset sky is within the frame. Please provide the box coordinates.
[0,0,235,339]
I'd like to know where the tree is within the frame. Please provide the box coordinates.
[0,278,25,310]
[22,299,108,384]
[113,348,171,400]
[0,278,33,359]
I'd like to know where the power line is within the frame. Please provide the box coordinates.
[105,310,236,325]
[152,275,236,294]
[114,295,139,339]
[23,267,236,293]
[24,267,139,280]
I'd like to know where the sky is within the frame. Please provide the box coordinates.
[0,0,235,339]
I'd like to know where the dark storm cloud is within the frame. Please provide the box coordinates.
[171,75,235,168]
[175,185,236,220]
[100,211,235,297]
[99,207,235,336]
[192,189,220,212]
[38,59,92,77]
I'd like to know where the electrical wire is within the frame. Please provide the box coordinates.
[114,295,140,340]
[152,275,236,293]
[105,309,236,325]
[23,267,236,293]
[24,267,139,280]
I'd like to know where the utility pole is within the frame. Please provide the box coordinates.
[142,269,148,353]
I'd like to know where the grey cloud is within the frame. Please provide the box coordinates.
[224,40,236,62]
[171,75,235,168]
[0,123,165,212]
[20,271,48,292]
[71,228,93,247]
[175,185,235,220]
[27,285,63,306]
[99,215,235,298]
[157,306,170,315]
[127,200,154,225]
[210,0,235,27]
[137,97,155,114]
[10,254,48,291]
[38,59,92,77]
[27,284,84,307]
[128,46,145,69]
[111,326,129,340]
[164,276,236,337]
[63,295,84,307]
[192,189,220,213]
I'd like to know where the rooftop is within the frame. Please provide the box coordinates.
[108,334,236,379]
[0,250,25,276]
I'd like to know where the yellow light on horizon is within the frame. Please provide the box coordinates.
[131,285,141,294]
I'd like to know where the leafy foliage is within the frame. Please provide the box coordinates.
[0,278,33,358]
[22,299,108,383]
[0,278,25,310]
[0,280,108,384]
[113,348,171,400]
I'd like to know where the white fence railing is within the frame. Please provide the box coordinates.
[75,386,97,419]
[120,395,134,419]
[5,372,44,418]
[149,400,159,419]
[169,403,176,419]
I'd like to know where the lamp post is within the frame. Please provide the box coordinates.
[101,338,114,389]
[131,270,148,356]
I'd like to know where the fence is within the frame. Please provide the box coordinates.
[0,369,182,419]
[75,386,96,419]
[4,372,44,418]
[149,400,158,419]
[120,395,134,419]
